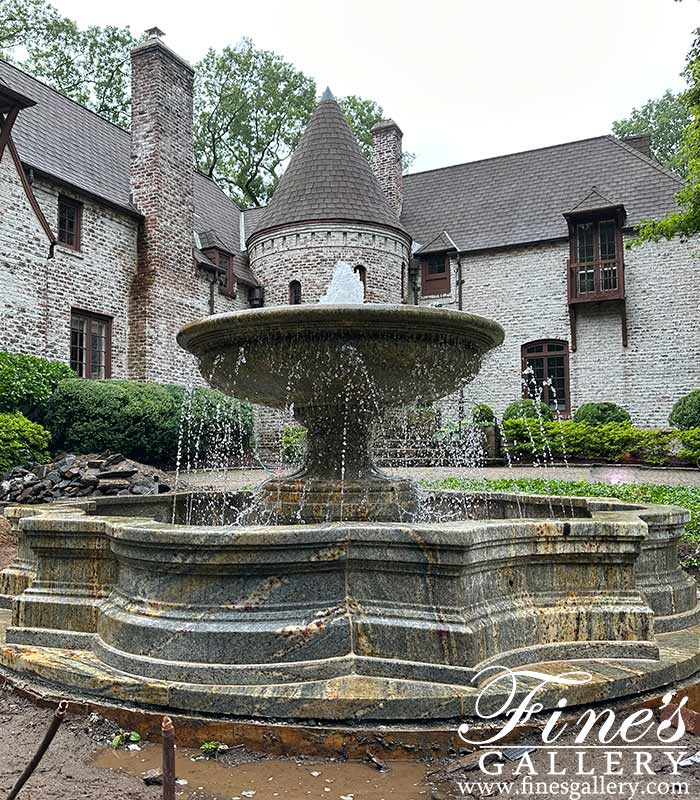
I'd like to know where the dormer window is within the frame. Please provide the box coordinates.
[573,218,619,295]
[421,253,450,296]
[565,194,627,350]
[218,252,233,292]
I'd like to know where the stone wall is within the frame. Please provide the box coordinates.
[248,222,410,307]
[0,152,140,377]
[419,235,700,427]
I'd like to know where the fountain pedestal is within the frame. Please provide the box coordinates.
[260,405,419,522]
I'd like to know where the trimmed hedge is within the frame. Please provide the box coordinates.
[502,419,682,466]
[472,403,495,425]
[503,399,554,422]
[45,379,253,468]
[0,412,51,473]
[670,390,700,430]
[573,402,630,425]
[0,352,74,416]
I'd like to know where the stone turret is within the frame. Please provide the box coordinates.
[246,89,411,306]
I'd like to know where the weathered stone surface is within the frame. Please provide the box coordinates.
[1,489,698,721]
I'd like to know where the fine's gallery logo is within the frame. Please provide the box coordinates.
[453,666,690,797]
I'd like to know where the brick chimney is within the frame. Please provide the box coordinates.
[621,133,652,159]
[128,29,196,383]
[371,119,403,218]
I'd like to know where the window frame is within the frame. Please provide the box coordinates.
[420,253,451,296]
[567,212,625,303]
[57,195,82,251]
[521,339,570,415]
[353,264,367,297]
[289,280,302,305]
[70,309,112,379]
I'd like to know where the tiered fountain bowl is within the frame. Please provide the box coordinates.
[177,304,504,523]
[0,302,699,731]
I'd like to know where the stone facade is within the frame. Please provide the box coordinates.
[0,153,140,376]
[422,235,700,427]
[0,38,241,386]
[248,222,410,306]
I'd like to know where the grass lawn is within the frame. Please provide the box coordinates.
[423,477,700,566]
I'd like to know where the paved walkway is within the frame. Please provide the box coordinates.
[173,464,700,491]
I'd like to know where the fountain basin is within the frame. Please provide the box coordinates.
[2,490,698,721]
[177,304,504,409]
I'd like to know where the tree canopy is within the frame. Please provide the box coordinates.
[613,89,690,177]
[631,27,700,244]
[0,1,406,207]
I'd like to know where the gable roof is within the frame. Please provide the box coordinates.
[0,59,248,276]
[247,89,407,244]
[566,186,623,215]
[0,60,684,263]
[402,136,682,253]
[415,230,458,255]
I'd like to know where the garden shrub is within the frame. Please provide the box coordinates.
[501,419,677,466]
[502,399,554,422]
[678,429,700,466]
[0,412,51,473]
[282,424,306,465]
[670,390,700,430]
[45,379,253,467]
[472,403,495,425]
[0,352,74,416]
[573,402,630,426]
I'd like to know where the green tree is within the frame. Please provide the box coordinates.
[193,39,317,207]
[0,0,137,127]
[194,40,411,206]
[613,89,690,176]
[633,28,700,244]
[1,2,404,206]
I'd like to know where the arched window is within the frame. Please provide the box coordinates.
[353,265,367,297]
[521,340,570,414]
[289,280,302,305]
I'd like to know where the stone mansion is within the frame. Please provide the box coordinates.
[0,31,697,429]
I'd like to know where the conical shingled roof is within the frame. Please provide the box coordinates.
[247,89,409,244]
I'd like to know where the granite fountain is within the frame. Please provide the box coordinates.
[1,265,699,730]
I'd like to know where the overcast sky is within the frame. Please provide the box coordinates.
[54,0,698,173]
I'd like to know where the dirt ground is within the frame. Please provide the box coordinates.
[0,688,162,799]
[2,679,700,800]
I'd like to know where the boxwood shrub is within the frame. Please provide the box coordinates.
[0,412,51,473]
[502,399,554,422]
[670,390,700,430]
[0,352,74,416]
[573,402,630,425]
[45,379,254,468]
[502,419,679,466]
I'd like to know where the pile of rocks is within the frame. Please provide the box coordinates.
[0,452,171,504]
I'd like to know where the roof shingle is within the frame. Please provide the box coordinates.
[247,91,407,244]
[402,136,682,253]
